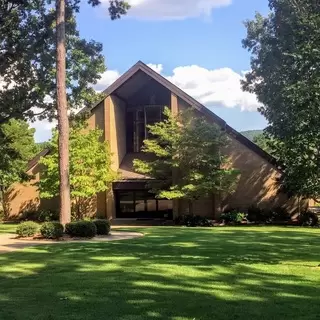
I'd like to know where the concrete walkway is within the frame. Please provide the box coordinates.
[0,231,143,254]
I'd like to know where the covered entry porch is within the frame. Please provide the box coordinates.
[113,181,173,220]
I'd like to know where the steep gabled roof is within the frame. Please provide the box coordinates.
[28,61,278,170]
[90,61,278,168]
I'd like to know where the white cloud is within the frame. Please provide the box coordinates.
[94,70,121,92]
[122,0,232,20]
[167,65,260,111]
[33,62,259,142]
[93,64,260,112]
[94,64,162,92]
[147,63,163,73]
[28,107,56,143]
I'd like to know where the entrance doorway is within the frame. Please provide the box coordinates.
[115,190,173,219]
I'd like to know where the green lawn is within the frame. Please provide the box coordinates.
[0,223,18,234]
[0,226,319,320]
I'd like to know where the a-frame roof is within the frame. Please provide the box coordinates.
[28,61,278,170]
[89,60,278,167]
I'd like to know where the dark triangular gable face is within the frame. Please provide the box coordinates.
[88,61,277,168]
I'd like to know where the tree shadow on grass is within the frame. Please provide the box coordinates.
[0,227,319,320]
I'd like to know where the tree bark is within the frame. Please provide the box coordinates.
[56,0,71,225]
[0,187,8,220]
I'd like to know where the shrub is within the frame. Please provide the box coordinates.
[21,210,39,221]
[175,215,214,227]
[269,207,290,222]
[220,210,247,224]
[65,221,97,238]
[20,209,59,222]
[16,221,39,237]
[299,211,319,227]
[247,206,264,222]
[40,222,64,239]
[246,206,275,223]
[38,210,59,222]
[93,219,111,235]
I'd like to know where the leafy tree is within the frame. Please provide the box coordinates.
[0,0,129,123]
[34,142,51,155]
[134,107,239,215]
[38,124,117,219]
[253,132,276,155]
[241,130,263,141]
[242,0,320,200]
[1,0,130,223]
[0,119,37,218]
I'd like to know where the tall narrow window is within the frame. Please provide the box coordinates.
[132,105,163,152]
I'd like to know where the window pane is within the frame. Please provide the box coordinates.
[118,192,134,213]
[146,107,161,122]
[147,199,157,212]
[135,199,145,213]
[158,200,173,212]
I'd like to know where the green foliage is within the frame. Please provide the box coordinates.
[65,221,97,238]
[0,0,112,124]
[16,221,39,237]
[40,221,64,239]
[269,207,290,223]
[93,219,111,235]
[34,142,51,155]
[242,0,320,199]
[20,210,40,222]
[253,133,276,156]
[247,206,268,223]
[0,119,37,219]
[241,130,264,141]
[134,107,239,214]
[20,209,59,222]
[299,211,319,227]
[174,215,214,227]
[241,130,275,155]
[38,210,59,222]
[220,211,247,224]
[39,123,117,217]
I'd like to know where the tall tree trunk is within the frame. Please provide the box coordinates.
[0,187,8,220]
[56,0,71,225]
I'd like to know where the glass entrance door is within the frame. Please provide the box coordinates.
[115,190,173,219]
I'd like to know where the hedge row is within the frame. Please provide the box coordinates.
[16,219,111,239]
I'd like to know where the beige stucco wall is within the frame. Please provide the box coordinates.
[7,164,60,218]
[176,94,304,217]
[106,95,127,171]
[86,101,105,132]
[7,100,110,219]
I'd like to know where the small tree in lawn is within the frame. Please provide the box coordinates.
[39,123,117,219]
[134,107,239,215]
[0,119,37,219]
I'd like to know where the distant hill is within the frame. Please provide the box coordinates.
[240,130,263,141]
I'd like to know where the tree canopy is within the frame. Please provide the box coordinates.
[0,0,129,124]
[38,124,118,218]
[242,0,320,199]
[0,119,37,218]
[134,107,239,214]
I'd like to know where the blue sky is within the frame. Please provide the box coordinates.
[33,0,270,142]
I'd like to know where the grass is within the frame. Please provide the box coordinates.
[0,226,319,320]
[0,222,18,234]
